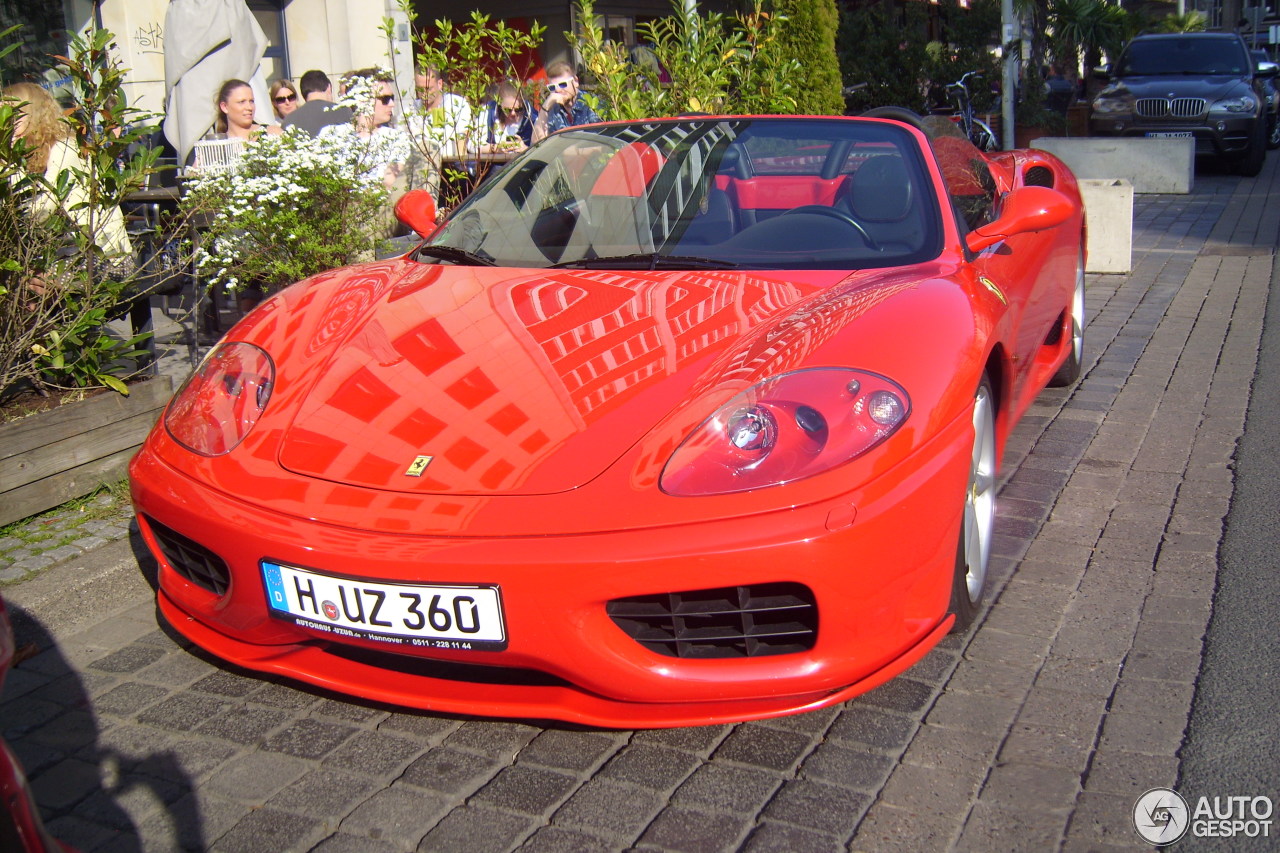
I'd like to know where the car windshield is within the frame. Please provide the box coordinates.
[418,117,942,271]
[1118,37,1248,76]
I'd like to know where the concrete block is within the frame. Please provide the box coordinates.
[1079,179,1133,274]
[1031,138,1193,194]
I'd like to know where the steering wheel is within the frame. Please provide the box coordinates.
[782,206,880,251]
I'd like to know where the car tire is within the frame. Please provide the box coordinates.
[1267,114,1280,151]
[1235,118,1266,176]
[1048,250,1085,387]
[949,374,995,632]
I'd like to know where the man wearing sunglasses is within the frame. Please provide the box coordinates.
[532,61,601,143]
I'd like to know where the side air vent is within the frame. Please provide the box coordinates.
[607,582,818,659]
[145,516,231,595]
[1024,166,1054,188]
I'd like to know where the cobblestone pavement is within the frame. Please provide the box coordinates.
[2,153,1276,853]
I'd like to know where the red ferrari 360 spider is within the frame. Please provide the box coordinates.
[130,115,1085,727]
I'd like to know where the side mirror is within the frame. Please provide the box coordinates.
[1091,65,1111,81]
[395,189,439,238]
[966,186,1076,253]
[1257,61,1279,80]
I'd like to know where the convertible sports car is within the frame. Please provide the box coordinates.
[130,115,1085,727]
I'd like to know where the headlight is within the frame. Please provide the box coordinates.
[165,342,275,456]
[1091,96,1129,115]
[1211,96,1257,113]
[660,368,910,496]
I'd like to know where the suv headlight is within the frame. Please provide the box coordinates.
[1091,95,1129,115]
[1211,95,1257,113]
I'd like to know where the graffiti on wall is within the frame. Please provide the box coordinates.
[133,21,163,56]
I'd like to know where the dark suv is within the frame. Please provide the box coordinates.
[1090,32,1277,175]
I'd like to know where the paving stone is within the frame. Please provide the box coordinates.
[1097,709,1188,756]
[264,767,379,818]
[518,729,622,773]
[1083,748,1179,798]
[135,791,245,853]
[631,724,730,754]
[323,729,426,778]
[93,682,170,717]
[955,801,1071,853]
[878,759,986,819]
[191,670,272,698]
[1064,790,1144,847]
[417,805,535,853]
[137,693,236,732]
[310,832,402,853]
[339,786,451,848]
[400,745,502,794]
[203,751,311,804]
[762,778,871,837]
[468,764,580,817]
[852,677,934,714]
[741,821,844,853]
[378,712,461,742]
[260,717,358,760]
[978,761,1081,813]
[599,743,702,791]
[672,762,781,814]
[551,778,664,837]
[711,723,813,772]
[520,825,615,853]
[209,807,325,853]
[850,802,961,852]
[636,805,751,853]
[444,719,540,759]
[30,756,102,810]
[826,706,917,751]
[925,690,1020,733]
[800,742,895,791]
[89,643,167,673]
[196,705,290,745]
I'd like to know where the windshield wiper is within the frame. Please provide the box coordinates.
[552,253,738,270]
[415,245,497,266]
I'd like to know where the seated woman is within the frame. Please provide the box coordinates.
[3,82,133,282]
[191,79,281,172]
[268,78,299,123]
[475,81,536,154]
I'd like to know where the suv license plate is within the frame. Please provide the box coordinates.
[262,561,507,651]
[1145,131,1193,138]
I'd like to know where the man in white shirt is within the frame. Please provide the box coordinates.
[407,66,473,154]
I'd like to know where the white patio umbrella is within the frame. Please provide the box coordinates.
[162,0,271,165]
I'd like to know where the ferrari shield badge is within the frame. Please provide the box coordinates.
[404,455,433,477]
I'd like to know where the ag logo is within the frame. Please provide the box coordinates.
[1134,787,1190,845]
[322,600,339,620]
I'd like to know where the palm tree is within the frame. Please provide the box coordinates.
[1155,11,1208,33]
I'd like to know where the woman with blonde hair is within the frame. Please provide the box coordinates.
[2,81,132,271]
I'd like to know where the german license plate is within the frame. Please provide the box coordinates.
[1145,131,1193,138]
[261,561,507,651]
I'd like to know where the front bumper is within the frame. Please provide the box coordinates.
[1088,116,1257,157]
[130,407,972,728]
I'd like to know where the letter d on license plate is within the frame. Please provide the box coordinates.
[261,561,507,651]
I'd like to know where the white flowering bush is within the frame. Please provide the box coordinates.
[182,92,399,295]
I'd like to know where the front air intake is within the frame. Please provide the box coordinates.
[607,582,817,659]
[145,516,232,596]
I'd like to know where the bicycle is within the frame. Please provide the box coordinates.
[945,71,1000,152]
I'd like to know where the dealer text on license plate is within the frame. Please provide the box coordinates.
[262,561,507,651]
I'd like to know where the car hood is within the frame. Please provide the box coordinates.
[272,263,914,496]
[1103,75,1252,102]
